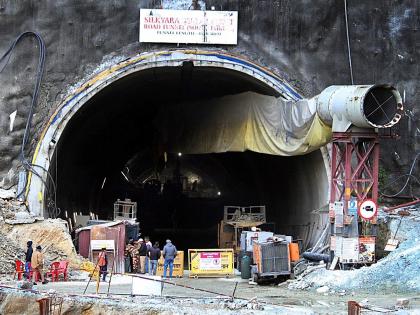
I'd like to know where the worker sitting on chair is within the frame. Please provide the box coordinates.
[98,247,108,282]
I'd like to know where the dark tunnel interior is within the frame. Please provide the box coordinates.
[48,63,328,251]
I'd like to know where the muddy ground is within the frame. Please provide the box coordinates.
[1,275,419,314]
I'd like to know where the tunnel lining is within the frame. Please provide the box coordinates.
[25,49,330,219]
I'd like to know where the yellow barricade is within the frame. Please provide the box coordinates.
[156,251,184,278]
[188,249,234,278]
[79,260,99,278]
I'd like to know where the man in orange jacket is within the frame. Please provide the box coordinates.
[98,247,108,281]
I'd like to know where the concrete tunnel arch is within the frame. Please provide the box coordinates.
[26,49,330,248]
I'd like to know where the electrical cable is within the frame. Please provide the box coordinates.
[381,174,420,193]
[344,0,354,84]
[0,32,59,217]
[380,152,420,198]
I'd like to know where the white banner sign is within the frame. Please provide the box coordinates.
[139,9,238,44]
[341,238,359,262]
[91,240,115,250]
[199,252,221,270]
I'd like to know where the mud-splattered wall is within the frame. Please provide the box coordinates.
[0,0,418,195]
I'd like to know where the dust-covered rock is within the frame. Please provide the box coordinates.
[3,218,83,268]
[289,208,420,294]
[0,212,83,275]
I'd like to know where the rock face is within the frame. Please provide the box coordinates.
[0,229,25,274]
[0,0,418,196]
[0,218,82,274]
[3,219,82,268]
[0,294,39,315]
[0,198,25,220]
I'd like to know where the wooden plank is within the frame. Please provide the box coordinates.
[329,256,339,270]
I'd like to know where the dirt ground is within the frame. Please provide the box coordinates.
[1,274,419,314]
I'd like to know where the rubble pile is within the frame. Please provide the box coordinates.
[0,217,84,275]
[289,207,420,294]
[3,219,83,268]
[0,230,25,274]
[0,196,83,273]
[0,288,296,315]
[0,198,26,221]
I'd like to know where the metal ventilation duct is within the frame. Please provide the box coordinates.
[315,85,403,132]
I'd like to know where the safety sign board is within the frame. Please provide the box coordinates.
[334,201,344,227]
[348,198,358,216]
[359,237,375,262]
[329,203,335,218]
[359,199,377,220]
[139,9,238,45]
[189,249,234,277]
[341,237,359,262]
[199,252,221,270]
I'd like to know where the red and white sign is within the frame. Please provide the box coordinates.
[199,252,221,270]
[358,199,377,220]
[359,237,375,262]
[139,9,238,44]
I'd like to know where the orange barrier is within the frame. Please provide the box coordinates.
[289,243,300,262]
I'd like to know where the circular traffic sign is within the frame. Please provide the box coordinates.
[359,199,377,220]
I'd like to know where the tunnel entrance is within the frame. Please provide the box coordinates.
[32,51,328,251]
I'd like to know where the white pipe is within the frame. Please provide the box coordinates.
[315,84,403,132]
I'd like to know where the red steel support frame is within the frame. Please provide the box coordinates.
[330,132,380,219]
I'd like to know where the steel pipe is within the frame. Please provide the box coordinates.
[314,85,403,132]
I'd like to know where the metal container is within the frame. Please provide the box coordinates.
[240,231,274,252]
[240,254,251,279]
[253,241,290,276]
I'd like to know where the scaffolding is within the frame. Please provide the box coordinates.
[223,206,266,228]
[329,132,380,265]
[113,199,137,220]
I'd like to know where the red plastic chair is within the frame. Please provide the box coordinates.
[47,261,69,282]
[46,262,60,282]
[14,260,25,280]
[15,260,40,281]
[56,261,69,281]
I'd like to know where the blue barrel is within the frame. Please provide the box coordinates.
[241,254,251,279]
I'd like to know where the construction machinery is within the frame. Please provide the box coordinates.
[252,239,291,283]
[218,205,267,249]
[218,206,276,268]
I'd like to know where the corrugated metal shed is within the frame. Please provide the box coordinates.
[76,220,137,273]
[77,229,90,258]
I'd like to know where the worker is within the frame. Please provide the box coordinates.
[24,240,33,280]
[129,238,137,272]
[162,239,177,279]
[97,247,108,281]
[31,245,48,285]
[138,238,148,274]
[144,236,152,274]
[125,238,136,272]
[148,241,161,276]
[124,241,130,273]
[130,240,140,273]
